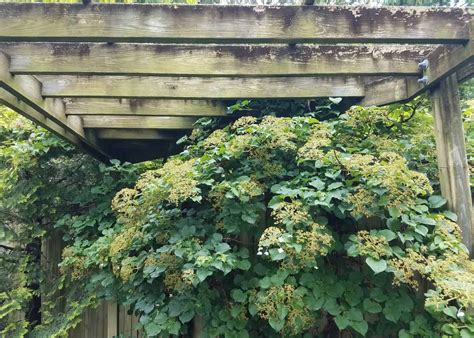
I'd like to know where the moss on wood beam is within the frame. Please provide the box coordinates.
[0,4,470,44]
[0,43,430,77]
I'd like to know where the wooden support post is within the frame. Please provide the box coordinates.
[431,73,473,254]
[193,315,203,338]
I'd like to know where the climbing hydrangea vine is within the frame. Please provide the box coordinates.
[60,106,474,337]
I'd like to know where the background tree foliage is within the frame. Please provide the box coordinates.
[0,80,473,337]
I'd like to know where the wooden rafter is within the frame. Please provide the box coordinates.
[0,4,470,44]
[38,75,368,98]
[0,3,471,162]
[0,52,109,160]
[64,98,227,116]
[1,43,429,76]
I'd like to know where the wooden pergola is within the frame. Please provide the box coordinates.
[0,3,472,335]
[0,4,472,240]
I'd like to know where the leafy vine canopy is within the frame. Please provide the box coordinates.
[57,103,474,337]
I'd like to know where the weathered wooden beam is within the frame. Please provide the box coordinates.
[81,116,197,129]
[360,42,474,106]
[359,76,418,107]
[65,98,227,116]
[0,43,430,76]
[39,75,366,98]
[0,88,80,145]
[0,52,109,161]
[456,61,474,82]
[0,4,470,44]
[95,129,180,140]
[422,41,473,88]
[431,73,473,254]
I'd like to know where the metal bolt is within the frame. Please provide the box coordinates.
[417,76,429,85]
[418,59,429,70]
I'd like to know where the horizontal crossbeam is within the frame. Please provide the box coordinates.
[0,4,470,44]
[64,98,227,116]
[80,116,198,129]
[95,129,182,140]
[1,43,429,76]
[38,75,369,99]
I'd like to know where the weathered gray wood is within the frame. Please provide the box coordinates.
[106,302,118,338]
[0,4,470,44]
[39,75,366,98]
[81,116,197,129]
[96,129,180,140]
[0,88,80,145]
[360,76,417,106]
[359,42,474,106]
[0,43,430,76]
[423,41,473,87]
[431,73,473,254]
[65,98,227,116]
[457,61,474,83]
[0,52,108,160]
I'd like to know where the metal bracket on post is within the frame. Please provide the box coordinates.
[417,59,429,86]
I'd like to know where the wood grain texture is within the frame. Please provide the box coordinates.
[39,75,366,98]
[360,42,474,106]
[81,115,198,129]
[424,41,473,87]
[359,76,420,106]
[0,53,109,160]
[96,129,184,140]
[431,74,473,255]
[65,98,227,116]
[0,43,429,76]
[0,4,470,44]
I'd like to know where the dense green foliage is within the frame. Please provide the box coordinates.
[0,89,473,337]
[0,106,155,336]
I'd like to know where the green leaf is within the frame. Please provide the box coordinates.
[344,287,363,307]
[324,298,341,316]
[346,308,363,322]
[363,299,382,314]
[236,259,251,271]
[231,289,247,303]
[168,299,184,317]
[328,182,343,190]
[429,195,446,209]
[248,303,258,316]
[399,329,413,338]
[442,306,458,319]
[388,207,401,218]
[168,320,181,335]
[276,304,288,320]
[145,322,162,336]
[383,304,402,323]
[179,310,195,324]
[260,276,272,289]
[334,315,349,330]
[197,268,213,282]
[351,320,368,336]
[309,178,325,190]
[365,257,387,274]
[269,317,285,332]
[216,242,231,253]
[378,229,397,242]
[269,248,287,261]
[327,283,344,298]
